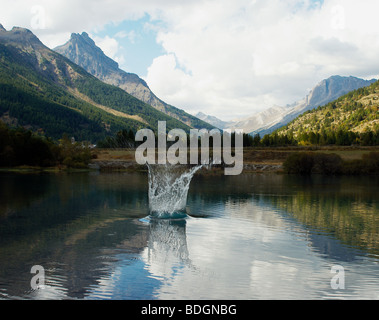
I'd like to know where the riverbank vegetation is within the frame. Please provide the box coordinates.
[283,151,379,175]
[257,127,379,147]
[261,80,379,147]
[0,121,93,169]
[92,146,379,174]
[2,119,379,175]
[97,125,379,150]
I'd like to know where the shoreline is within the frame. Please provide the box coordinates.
[88,160,284,174]
[1,146,378,175]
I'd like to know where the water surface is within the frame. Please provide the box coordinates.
[0,172,378,300]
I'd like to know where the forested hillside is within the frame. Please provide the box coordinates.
[260,80,379,146]
[55,32,214,130]
[0,26,191,143]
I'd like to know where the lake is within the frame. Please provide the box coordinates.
[0,171,378,300]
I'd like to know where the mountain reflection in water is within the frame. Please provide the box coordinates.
[0,172,377,300]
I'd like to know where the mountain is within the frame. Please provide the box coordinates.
[200,75,377,136]
[195,112,233,130]
[227,105,290,134]
[275,79,379,140]
[255,76,377,133]
[54,32,213,130]
[0,25,192,142]
[304,76,377,111]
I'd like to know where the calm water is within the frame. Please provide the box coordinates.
[0,172,378,300]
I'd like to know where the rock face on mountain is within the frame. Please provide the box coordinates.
[303,76,377,113]
[228,106,290,134]
[55,33,213,130]
[195,112,233,130]
[55,33,148,98]
[0,25,45,49]
[58,33,119,75]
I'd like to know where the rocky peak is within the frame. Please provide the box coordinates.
[0,25,44,49]
[55,32,119,75]
[54,32,215,130]
[70,32,97,48]
[307,75,376,110]
[55,32,154,94]
[10,26,39,39]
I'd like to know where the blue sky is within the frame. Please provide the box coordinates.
[89,0,326,77]
[91,16,165,76]
[1,0,379,120]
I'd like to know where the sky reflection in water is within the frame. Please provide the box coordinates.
[0,172,378,300]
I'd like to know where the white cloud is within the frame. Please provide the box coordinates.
[114,30,137,43]
[145,0,379,119]
[1,0,379,120]
[91,35,126,67]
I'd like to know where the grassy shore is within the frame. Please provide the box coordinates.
[92,146,379,174]
[1,146,378,174]
[0,166,94,174]
[95,145,379,161]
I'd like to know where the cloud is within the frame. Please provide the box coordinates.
[145,0,379,119]
[1,0,379,120]
[91,35,126,67]
[114,30,137,43]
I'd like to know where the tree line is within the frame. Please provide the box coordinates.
[0,121,93,168]
[259,128,379,147]
[97,129,258,149]
[97,127,379,149]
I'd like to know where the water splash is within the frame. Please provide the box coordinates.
[147,164,202,219]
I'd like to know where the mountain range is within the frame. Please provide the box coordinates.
[197,76,377,135]
[0,24,210,142]
[54,32,213,130]
[275,79,379,140]
[1,23,377,144]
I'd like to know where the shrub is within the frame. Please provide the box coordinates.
[284,151,379,175]
[342,152,379,175]
[342,159,366,175]
[312,153,343,175]
[283,152,343,175]
[283,152,315,175]
[364,152,379,174]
